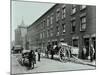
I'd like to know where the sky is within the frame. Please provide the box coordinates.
[11,0,55,41]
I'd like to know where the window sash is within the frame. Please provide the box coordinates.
[56,10,60,22]
[47,17,49,26]
[62,7,66,19]
[80,16,86,31]
[62,24,66,33]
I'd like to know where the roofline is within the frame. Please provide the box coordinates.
[27,4,58,29]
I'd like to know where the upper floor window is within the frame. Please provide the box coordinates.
[62,23,66,34]
[47,16,49,26]
[40,21,43,29]
[71,5,76,15]
[56,8,60,22]
[47,30,49,37]
[71,20,76,33]
[80,5,87,10]
[50,29,53,37]
[42,31,45,38]
[56,26,60,36]
[43,19,45,28]
[62,5,66,19]
[50,13,53,25]
[40,33,42,39]
[80,16,86,31]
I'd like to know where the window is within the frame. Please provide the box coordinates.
[71,20,76,33]
[42,31,45,38]
[80,16,86,31]
[56,9,60,22]
[40,33,42,39]
[47,30,49,37]
[41,21,43,29]
[71,5,76,15]
[50,13,53,24]
[47,16,49,26]
[43,19,45,28]
[50,29,53,37]
[62,5,66,19]
[72,38,79,47]
[62,23,66,34]
[73,39,78,47]
[80,5,86,10]
[56,26,59,36]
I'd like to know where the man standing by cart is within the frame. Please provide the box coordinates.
[28,50,36,69]
[37,48,41,61]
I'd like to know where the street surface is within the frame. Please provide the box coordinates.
[11,53,95,74]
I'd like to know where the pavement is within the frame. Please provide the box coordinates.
[41,53,96,67]
[70,55,96,67]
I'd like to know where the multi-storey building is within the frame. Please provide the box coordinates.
[15,19,27,49]
[27,4,96,59]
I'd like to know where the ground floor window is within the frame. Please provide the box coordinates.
[72,39,78,47]
[52,41,58,45]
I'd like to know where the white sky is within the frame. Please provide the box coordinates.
[11,1,55,41]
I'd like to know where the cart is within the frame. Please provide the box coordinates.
[47,42,79,62]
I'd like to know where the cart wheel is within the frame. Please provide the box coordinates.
[59,46,70,62]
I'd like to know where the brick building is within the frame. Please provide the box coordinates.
[27,4,96,58]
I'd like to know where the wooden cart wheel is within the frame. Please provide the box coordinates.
[59,46,70,62]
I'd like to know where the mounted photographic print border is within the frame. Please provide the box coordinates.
[11,0,96,74]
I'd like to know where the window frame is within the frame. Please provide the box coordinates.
[56,8,60,22]
[62,23,66,34]
[62,5,66,19]
[72,37,79,47]
[71,19,76,33]
[71,4,76,15]
[47,16,50,26]
[80,16,87,31]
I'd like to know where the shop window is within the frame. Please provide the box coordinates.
[72,39,78,47]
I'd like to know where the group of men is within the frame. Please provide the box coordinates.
[82,43,96,62]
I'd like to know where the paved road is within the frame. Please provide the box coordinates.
[11,54,95,74]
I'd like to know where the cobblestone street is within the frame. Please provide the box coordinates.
[11,54,95,74]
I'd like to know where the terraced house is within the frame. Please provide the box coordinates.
[27,4,96,59]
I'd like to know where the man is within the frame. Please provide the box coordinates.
[50,43,54,59]
[90,44,95,62]
[28,50,36,69]
[82,46,87,59]
[37,48,41,61]
[47,43,51,58]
